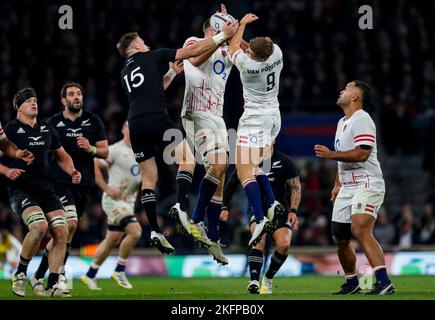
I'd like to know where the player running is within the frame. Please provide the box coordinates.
[221,143,300,294]
[315,81,395,295]
[228,14,287,247]
[0,88,81,297]
[82,121,141,290]
[31,82,109,295]
[170,4,246,265]
[117,22,238,254]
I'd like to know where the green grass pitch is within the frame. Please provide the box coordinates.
[1,276,434,300]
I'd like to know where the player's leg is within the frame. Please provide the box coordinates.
[173,115,196,213]
[331,188,361,295]
[33,186,77,295]
[82,230,123,290]
[129,116,174,254]
[179,114,227,247]
[12,203,48,297]
[44,209,69,296]
[33,186,78,283]
[254,145,286,222]
[204,173,228,265]
[169,138,194,235]
[191,151,228,223]
[138,156,174,254]
[261,226,292,294]
[236,144,270,247]
[247,218,266,294]
[350,190,394,295]
[112,218,142,289]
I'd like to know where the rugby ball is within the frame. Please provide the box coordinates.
[210,12,236,31]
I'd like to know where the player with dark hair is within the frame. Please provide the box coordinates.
[315,81,395,295]
[29,82,108,295]
[117,22,238,254]
[221,143,300,294]
[228,14,287,246]
[0,88,81,297]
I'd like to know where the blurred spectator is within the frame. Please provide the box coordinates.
[393,202,420,248]
[373,208,395,245]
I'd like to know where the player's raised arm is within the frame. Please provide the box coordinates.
[229,13,258,56]
[174,21,238,61]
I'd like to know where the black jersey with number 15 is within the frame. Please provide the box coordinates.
[120,48,177,120]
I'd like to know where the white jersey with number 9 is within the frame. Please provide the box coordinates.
[230,44,283,115]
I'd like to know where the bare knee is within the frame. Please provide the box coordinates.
[51,226,68,244]
[275,241,290,255]
[29,222,48,240]
[209,163,228,178]
[126,223,142,242]
[351,224,370,241]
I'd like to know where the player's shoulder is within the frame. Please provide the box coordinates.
[47,111,63,124]
[82,111,100,121]
[353,109,374,124]
[276,150,294,165]
[3,118,18,131]
[273,43,282,55]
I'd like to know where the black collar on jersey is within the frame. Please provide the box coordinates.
[14,89,36,110]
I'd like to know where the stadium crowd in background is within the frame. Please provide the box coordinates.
[0,0,434,253]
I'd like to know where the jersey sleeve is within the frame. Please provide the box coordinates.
[48,123,62,150]
[93,115,107,142]
[183,36,200,48]
[285,157,299,180]
[352,115,376,148]
[229,49,248,72]
[156,48,177,63]
[0,122,6,140]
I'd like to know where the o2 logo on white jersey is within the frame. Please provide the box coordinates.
[130,163,141,176]
[213,60,227,80]
[335,139,341,151]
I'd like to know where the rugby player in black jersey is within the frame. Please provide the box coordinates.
[221,143,301,294]
[31,82,108,295]
[0,88,81,297]
[117,22,238,254]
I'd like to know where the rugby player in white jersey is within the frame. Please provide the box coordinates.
[170,4,247,265]
[228,14,287,247]
[81,121,142,290]
[315,81,395,295]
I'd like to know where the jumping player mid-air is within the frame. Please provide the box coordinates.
[228,14,287,247]
[117,22,238,254]
[171,4,248,265]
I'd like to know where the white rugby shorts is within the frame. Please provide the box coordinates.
[236,111,281,148]
[332,187,385,223]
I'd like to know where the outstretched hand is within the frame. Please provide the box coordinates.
[241,13,258,25]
